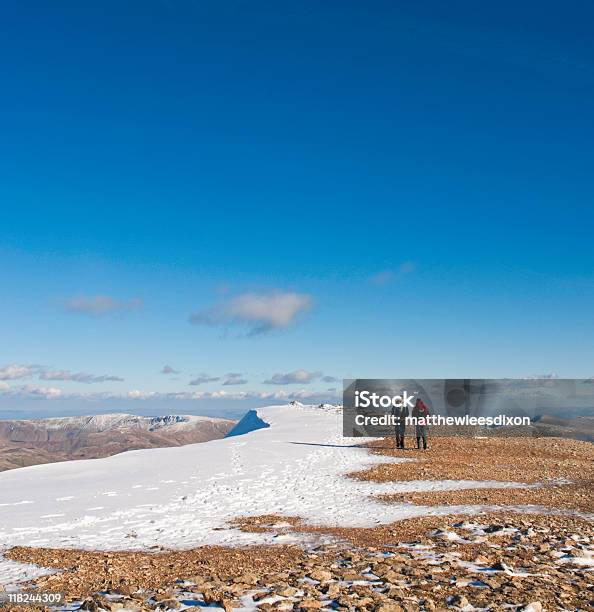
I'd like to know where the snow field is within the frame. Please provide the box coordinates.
[0,404,529,586]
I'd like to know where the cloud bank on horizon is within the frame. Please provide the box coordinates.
[0,361,340,406]
[0,382,339,405]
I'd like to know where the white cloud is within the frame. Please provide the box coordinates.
[65,295,143,316]
[264,369,323,385]
[0,364,39,380]
[127,390,157,400]
[370,262,416,286]
[189,291,313,335]
[4,384,63,399]
[29,385,62,398]
[39,370,123,384]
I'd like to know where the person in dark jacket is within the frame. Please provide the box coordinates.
[412,397,430,450]
[393,402,409,449]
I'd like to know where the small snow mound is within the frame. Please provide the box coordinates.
[317,403,342,412]
[225,410,270,438]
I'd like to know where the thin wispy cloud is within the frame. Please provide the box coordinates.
[370,262,416,286]
[0,363,123,384]
[264,369,323,385]
[64,295,143,316]
[161,365,179,375]
[39,370,124,384]
[222,373,248,386]
[189,374,221,386]
[189,291,313,335]
[525,373,559,380]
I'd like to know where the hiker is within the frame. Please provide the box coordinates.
[412,397,430,450]
[393,401,409,449]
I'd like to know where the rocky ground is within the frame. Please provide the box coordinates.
[2,435,593,611]
[4,512,593,611]
[381,482,594,514]
[363,436,594,517]
[357,436,594,484]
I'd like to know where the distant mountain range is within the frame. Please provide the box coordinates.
[0,413,236,471]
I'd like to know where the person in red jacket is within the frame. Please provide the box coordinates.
[412,397,430,450]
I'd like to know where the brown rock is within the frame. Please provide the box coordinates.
[277,586,300,597]
[308,569,332,582]
[383,569,403,582]
[234,572,259,585]
[298,599,322,610]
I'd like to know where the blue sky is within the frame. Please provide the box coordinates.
[1,1,593,418]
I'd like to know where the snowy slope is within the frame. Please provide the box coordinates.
[0,403,525,584]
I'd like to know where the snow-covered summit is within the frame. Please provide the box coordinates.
[0,403,520,561]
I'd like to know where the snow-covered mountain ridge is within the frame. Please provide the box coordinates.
[18,413,223,432]
[0,413,235,472]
